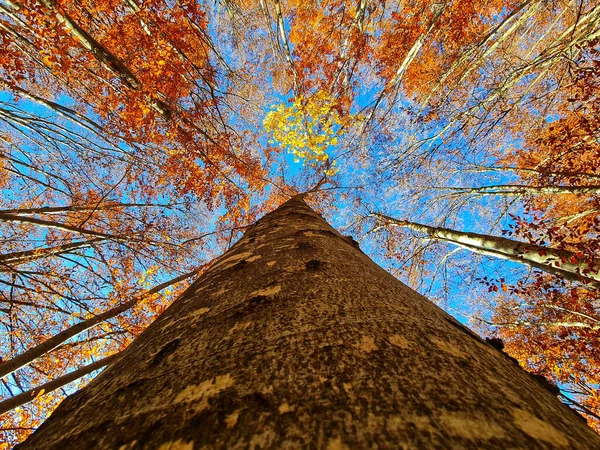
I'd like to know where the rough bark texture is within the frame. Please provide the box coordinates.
[18,195,600,449]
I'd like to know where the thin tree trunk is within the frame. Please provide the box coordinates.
[330,0,370,91]
[419,0,540,109]
[18,196,600,449]
[0,80,105,135]
[0,213,125,240]
[0,202,170,215]
[467,164,600,181]
[374,213,600,285]
[0,239,102,270]
[439,184,600,196]
[484,320,600,331]
[273,0,298,92]
[35,0,140,89]
[363,2,445,129]
[0,354,117,416]
[0,268,200,380]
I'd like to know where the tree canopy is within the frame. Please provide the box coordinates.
[1,0,599,445]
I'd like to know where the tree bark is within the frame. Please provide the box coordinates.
[18,195,600,449]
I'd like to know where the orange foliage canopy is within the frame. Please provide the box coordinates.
[1,0,266,207]
[374,0,518,94]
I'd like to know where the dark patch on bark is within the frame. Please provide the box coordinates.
[316,344,337,367]
[87,420,112,434]
[150,339,181,367]
[230,309,245,320]
[485,337,505,351]
[456,358,470,368]
[214,388,241,424]
[180,388,275,448]
[297,241,314,251]
[134,418,165,449]
[232,260,248,270]
[112,378,149,402]
[305,259,322,271]
[531,373,560,395]
[342,235,361,249]
[242,391,271,410]
[282,211,319,221]
[248,295,269,306]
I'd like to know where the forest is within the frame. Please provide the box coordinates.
[0,0,599,446]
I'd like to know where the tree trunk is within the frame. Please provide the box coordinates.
[0,238,102,270]
[373,213,600,285]
[17,195,600,449]
[439,184,600,196]
[36,0,141,89]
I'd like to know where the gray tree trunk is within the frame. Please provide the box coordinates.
[372,213,600,285]
[18,195,600,449]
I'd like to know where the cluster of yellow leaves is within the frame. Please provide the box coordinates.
[263,91,349,175]
[137,266,159,289]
